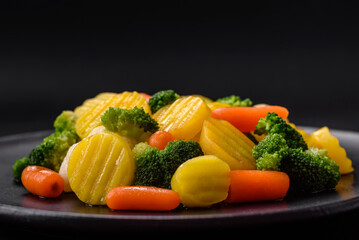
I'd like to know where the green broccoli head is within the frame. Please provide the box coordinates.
[132,142,165,188]
[281,147,341,193]
[216,95,253,107]
[254,112,308,150]
[101,106,159,142]
[132,140,204,189]
[12,111,79,179]
[160,140,204,187]
[12,157,30,180]
[149,90,180,113]
[53,110,78,133]
[28,130,79,172]
[253,133,289,171]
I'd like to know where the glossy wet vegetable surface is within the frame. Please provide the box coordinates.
[1,127,359,231]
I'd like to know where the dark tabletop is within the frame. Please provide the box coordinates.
[1,1,359,239]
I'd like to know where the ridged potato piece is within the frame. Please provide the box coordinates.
[307,126,354,174]
[67,132,135,205]
[74,92,117,118]
[171,155,230,207]
[75,91,151,139]
[153,96,211,140]
[199,117,256,170]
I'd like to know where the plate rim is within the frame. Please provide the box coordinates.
[1,127,359,229]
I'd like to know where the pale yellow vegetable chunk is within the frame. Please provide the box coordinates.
[171,155,230,208]
[75,91,151,139]
[74,92,117,118]
[199,117,256,170]
[67,132,135,205]
[153,96,211,140]
[307,126,354,174]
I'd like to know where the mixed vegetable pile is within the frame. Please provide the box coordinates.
[13,90,354,211]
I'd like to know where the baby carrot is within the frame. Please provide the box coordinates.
[211,105,289,133]
[106,186,181,211]
[21,166,65,198]
[225,170,290,203]
[139,92,152,103]
[148,130,175,150]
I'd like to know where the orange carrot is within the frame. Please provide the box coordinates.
[225,170,290,203]
[106,186,181,211]
[139,92,152,103]
[148,130,175,150]
[21,166,65,198]
[211,105,289,133]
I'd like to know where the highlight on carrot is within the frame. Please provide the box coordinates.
[21,166,65,198]
[148,130,175,150]
[225,170,290,203]
[211,105,289,133]
[106,186,181,211]
[139,92,152,103]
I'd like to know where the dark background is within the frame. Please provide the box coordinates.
[1,1,359,239]
[1,1,359,136]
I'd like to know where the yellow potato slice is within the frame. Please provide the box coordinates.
[199,117,256,170]
[75,91,151,139]
[67,132,135,205]
[153,96,211,140]
[307,126,354,174]
[74,92,117,118]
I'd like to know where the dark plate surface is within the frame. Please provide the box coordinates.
[0,127,358,232]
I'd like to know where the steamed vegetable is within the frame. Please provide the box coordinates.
[12,90,352,210]
[211,105,289,133]
[106,186,181,211]
[216,95,253,107]
[199,117,256,170]
[75,91,151,139]
[254,112,307,150]
[253,112,341,193]
[153,96,212,140]
[13,111,79,180]
[149,89,180,113]
[307,126,354,174]
[67,132,135,205]
[132,140,204,189]
[101,106,159,142]
[171,155,231,208]
[148,130,175,150]
[225,170,290,203]
[21,166,65,198]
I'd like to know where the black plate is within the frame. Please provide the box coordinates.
[0,128,359,232]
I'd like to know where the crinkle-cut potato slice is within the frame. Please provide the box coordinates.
[153,96,211,140]
[75,91,151,139]
[74,92,117,118]
[67,132,135,205]
[199,117,256,170]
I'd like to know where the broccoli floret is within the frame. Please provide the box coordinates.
[149,90,180,113]
[12,157,30,180]
[132,143,164,188]
[253,133,289,171]
[254,112,308,150]
[53,110,78,133]
[252,115,340,193]
[132,140,204,189]
[101,106,159,142]
[27,130,78,171]
[281,147,341,193]
[216,95,253,107]
[252,112,340,193]
[12,111,79,180]
[160,140,204,186]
